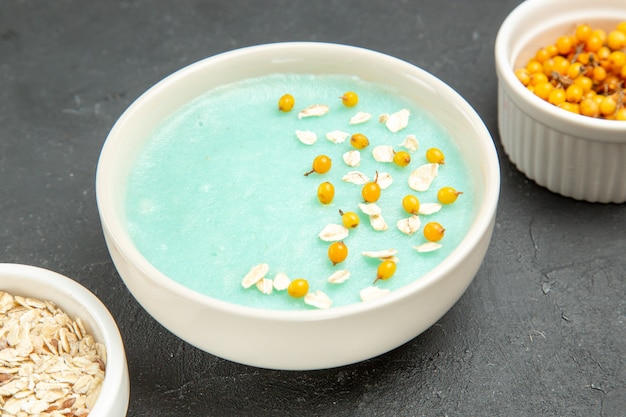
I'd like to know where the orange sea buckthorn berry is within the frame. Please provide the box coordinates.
[593,29,607,43]
[596,46,611,62]
[575,52,590,66]
[548,88,566,106]
[580,98,600,118]
[278,94,295,112]
[574,75,593,93]
[534,48,551,64]
[350,133,369,149]
[567,62,585,80]
[393,150,411,167]
[609,51,626,70]
[608,30,626,50]
[575,24,592,42]
[328,241,348,266]
[558,102,580,115]
[526,60,544,74]
[545,44,558,58]
[556,35,574,55]
[592,93,604,106]
[592,66,607,83]
[551,55,570,75]
[599,61,612,74]
[362,180,381,203]
[515,68,531,86]
[374,260,397,284]
[425,147,445,164]
[423,222,445,242]
[585,33,604,52]
[437,186,463,204]
[530,72,549,86]
[604,75,621,93]
[599,96,617,117]
[305,155,332,176]
[317,181,335,205]
[340,91,359,107]
[339,209,360,229]
[402,194,420,215]
[565,84,583,103]
[534,82,554,101]
[542,58,555,75]
[288,278,309,298]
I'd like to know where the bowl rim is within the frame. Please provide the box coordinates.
[495,0,626,143]
[96,41,500,321]
[0,263,129,416]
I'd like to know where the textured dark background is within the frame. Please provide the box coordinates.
[1,1,625,416]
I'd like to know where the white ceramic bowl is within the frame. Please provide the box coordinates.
[96,42,500,370]
[495,0,626,203]
[0,263,129,416]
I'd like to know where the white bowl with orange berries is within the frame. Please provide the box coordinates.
[495,0,626,203]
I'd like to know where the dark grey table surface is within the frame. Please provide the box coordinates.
[2,1,625,416]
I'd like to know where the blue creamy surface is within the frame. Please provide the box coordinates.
[125,73,475,310]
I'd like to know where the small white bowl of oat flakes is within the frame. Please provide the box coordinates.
[0,263,129,416]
